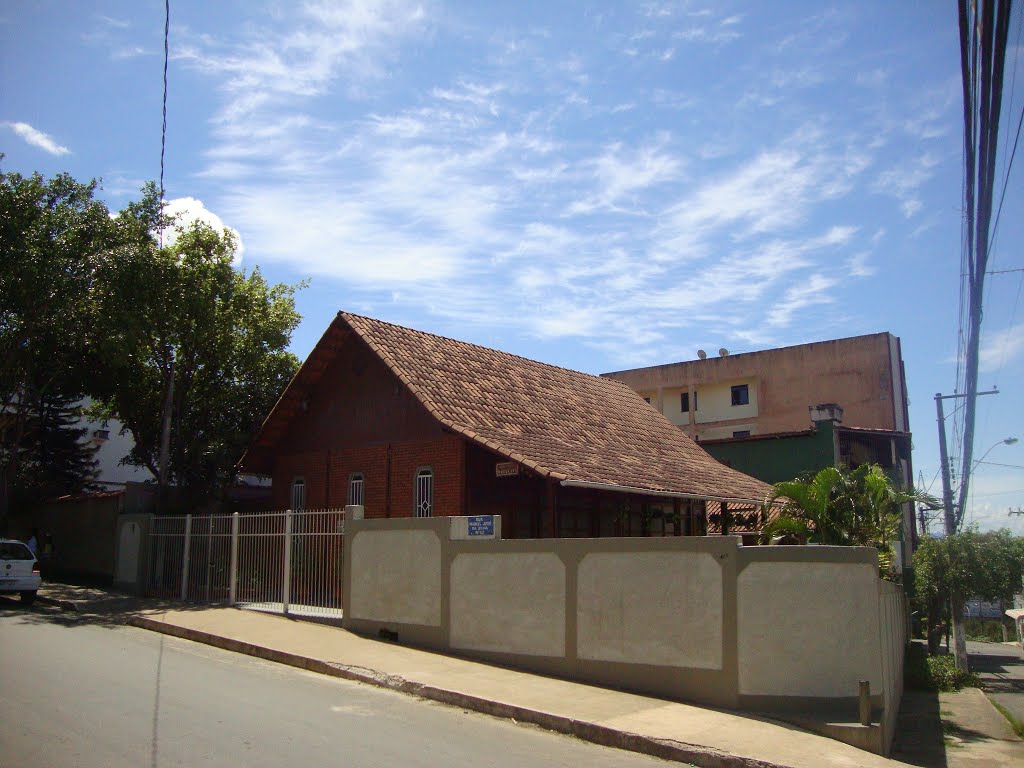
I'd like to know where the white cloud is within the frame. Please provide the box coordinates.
[566,139,682,215]
[873,153,940,218]
[176,0,428,124]
[767,274,838,327]
[161,197,245,264]
[846,252,875,278]
[3,122,70,155]
[980,323,1024,373]
[655,130,864,259]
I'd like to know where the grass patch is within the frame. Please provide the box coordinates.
[992,702,1024,739]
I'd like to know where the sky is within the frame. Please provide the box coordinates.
[2,1,1022,533]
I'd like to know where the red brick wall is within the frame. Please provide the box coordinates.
[388,435,464,518]
[271,437,465,518]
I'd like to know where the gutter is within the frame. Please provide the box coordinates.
[558,479,771,507]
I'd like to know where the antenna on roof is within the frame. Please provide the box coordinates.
[697,349,707,360]
[719,348,729,357]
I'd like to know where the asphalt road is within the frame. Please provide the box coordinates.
[0,600,673,768]
[967,638,1024,727]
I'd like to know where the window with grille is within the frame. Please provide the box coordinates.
[291,478,306,510]
[414,468,433,517]
[348,473,364,506]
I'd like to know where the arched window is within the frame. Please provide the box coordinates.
[291,478,306,510]
[414,468,433,517]
[348,472,365,507]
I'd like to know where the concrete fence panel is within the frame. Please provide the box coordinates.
[451,552,565,657]
[737,560,882,698]
[342,517,906,756]
[348,527,442,627]
[577,551,723,670]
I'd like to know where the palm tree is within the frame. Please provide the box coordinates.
[764,463,939,577]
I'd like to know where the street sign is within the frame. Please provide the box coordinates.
[467,515,495,536]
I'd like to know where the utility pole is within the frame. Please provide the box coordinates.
[935,388,999,534]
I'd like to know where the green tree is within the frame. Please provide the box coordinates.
[764,463,938,577]
[913,529,1024,670]
[12,388,98,502]
[90,215,303,509]
[0,165,116,523]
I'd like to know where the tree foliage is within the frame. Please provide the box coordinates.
[2,165,303,518]
[764,463,939,577]
[913,528,1024,666]
[914,529,1024,608]
[89,205,302,508]
[0,166,116,516]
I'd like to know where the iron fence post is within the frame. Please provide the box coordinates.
[181,514,192,601]
[205,516,213,602]
[283,509,292,616]
[229,511,239,605]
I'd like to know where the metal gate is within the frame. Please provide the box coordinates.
[148,509,346,619]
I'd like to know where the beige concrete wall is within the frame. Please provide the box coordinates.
[343,517,906,755]
[451,552,565,656]
[878,580,907,752]
[577,551,723,669]
[694,380,758,425]
[737,560,882,697]
[348,528,442,626]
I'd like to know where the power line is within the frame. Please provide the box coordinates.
[159,0,169,237]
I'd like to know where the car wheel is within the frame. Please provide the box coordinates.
[20,590,36,606]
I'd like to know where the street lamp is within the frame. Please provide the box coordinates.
[955,437,1019,530]
[972,437,1019,471]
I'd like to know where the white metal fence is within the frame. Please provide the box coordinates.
[148,509,346,619]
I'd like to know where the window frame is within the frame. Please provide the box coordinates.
[414,467,433,518]
[730,384,749,406]
[290,477,306,511]
[348,472,365,507]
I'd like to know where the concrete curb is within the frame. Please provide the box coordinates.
[36,594,78,612]
[129,616,787,768]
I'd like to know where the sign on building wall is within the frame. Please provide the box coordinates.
[495,461,520,478]
[467,515,495,537]
[449,514,500,540]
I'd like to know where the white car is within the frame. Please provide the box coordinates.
[0,539,41,605]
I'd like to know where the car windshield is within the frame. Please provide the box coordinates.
[0,542,33,560]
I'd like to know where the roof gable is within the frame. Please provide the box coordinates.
[243,311,772,503]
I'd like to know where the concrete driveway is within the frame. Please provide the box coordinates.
[968,639,1024,727]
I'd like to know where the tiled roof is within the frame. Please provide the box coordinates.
[242,312,773,503]
[351,312,773,502]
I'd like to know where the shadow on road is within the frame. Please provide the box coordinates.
[0,581,211,630]
[892,689,949,768]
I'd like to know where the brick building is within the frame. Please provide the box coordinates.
[240,312,772,538]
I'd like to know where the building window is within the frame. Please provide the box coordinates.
[731,384,749,406]
[291,478,306,510]
[680,392,690,412]
[348,473,364,506]
[414,468,433,517]
[732,430,751,438]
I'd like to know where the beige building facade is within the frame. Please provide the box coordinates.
[602,332,909,442]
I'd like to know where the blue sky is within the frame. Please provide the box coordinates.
[2,1,1022,532]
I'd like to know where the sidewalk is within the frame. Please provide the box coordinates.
[33,584,1023,768]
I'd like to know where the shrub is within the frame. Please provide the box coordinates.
[963,618,1006,643]
[904,643,980,691]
